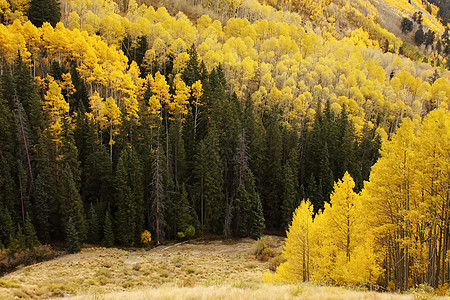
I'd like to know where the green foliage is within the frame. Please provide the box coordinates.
[24,213,40,249]
[401,17,413,34]
[103,210,114,248]
[87,202,100,244]
[0,207,14,247]
[27,0,61,27]
[195,124,224,234]
[415,26,426,45]
[33,174,51,243]
[176,184,195,238]
[114,147,144,246]
[65,217,80,254]
[60,166,86,243]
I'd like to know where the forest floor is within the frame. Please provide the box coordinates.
[0,236,439,299]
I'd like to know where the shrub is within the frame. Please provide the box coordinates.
[254,236,277,261]
[269,253,286,271]
[177,225,196,239]
[140,230,152,247]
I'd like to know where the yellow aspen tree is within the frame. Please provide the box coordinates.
[363,118,418,291]
[170,73,190,122]
[413,109,450,287]
[43,78,70,144]
[145,74,162,118]
[149,71,171,118]
[272,200,314,283]
[59,72,76,103]
[316,172,381,285]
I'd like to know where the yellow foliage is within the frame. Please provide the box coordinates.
[140,230,152,246]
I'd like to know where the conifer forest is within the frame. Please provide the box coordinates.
[0,0,450,294]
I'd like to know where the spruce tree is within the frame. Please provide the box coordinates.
[182,44,201,86]
[60,166,86,242]
[176,184,194,238]
[195,124,224,234]
[24,213,40,249]
[281,149,300,230]
[66,217,81,253]
[248,173,265,239]
[0,207,15,247]
[235,184,251,237]
[103,210,114,248]
[27,0,60,27]
[87,202,100,244]
[262,114,283,228]
[33,175,51,243]
[114,147,144,246]
[60,116,81,188]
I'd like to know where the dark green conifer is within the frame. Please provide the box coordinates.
[114,147,144,246]
[0,207,15,247]
[176,184,195,238]
[61,166,86,242]
[195,124,224,234]
[33,175,51,243]
[27,0,60,27]
[24,213,40,249]
[66,217,81,253]
[103,210,114,248]
[281,149,300,230]
[87,202,100,244]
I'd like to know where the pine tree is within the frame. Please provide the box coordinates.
[0,207,15,247]
[60,166,86,243]
[24,213,40,249]
[176,184,195,238]
[66,217,81,253]
[34,132,57,242]
[87,202,99,244]
[182,44,201,86]
[248,172,264,239]
[103,210,114,248]
[60,116,81,188]
[115,147,144,246]
[195,124,224,234]
[262,114,284,228]
[282,149,300,229]
[415,26,426,45]
[27,0,60,27]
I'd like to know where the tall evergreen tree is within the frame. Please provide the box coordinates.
[114,147,144,246]
[66,217,81,253]
[103,210,114,248]
[33,174,51,243]
[0,207,15,247]
[281,149,300,230]
[24,213,40,249]
[27,0,60,27]
[261,114,283,228]
[195,124,224,234]
[60,166,86,242]
[87,202,100,244]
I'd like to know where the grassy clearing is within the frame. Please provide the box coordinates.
[0,236,441,299]
[61,284,418,300]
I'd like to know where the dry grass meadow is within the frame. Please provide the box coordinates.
[0,236,441,299]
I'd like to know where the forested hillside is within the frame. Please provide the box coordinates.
[0,0,449,293]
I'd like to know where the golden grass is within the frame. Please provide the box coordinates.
[0,237,442,299]
[64,284,417,300]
